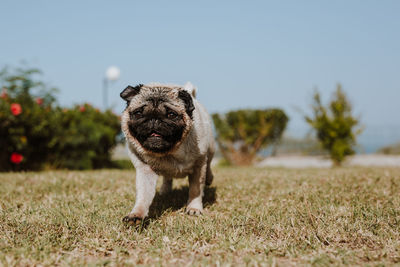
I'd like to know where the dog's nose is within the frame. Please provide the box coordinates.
[149,119,161,128]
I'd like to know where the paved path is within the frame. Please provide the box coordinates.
[257,154,400,168]
[114,144,400,168]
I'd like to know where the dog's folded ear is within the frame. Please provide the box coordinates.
[178,89,195,119]
[183,82,197,98]
[120,84,143,102]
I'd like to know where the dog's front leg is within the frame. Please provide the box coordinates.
[123,165,158,226]
[186,157,207,216]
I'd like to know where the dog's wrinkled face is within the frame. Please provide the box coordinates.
[120,84,194,154]
[128,100,186,153]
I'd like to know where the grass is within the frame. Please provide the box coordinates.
[1,167,400,266]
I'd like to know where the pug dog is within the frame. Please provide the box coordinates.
[120,82,215,225]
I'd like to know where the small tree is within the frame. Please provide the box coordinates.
[305,84,362,166]
[212,109,288,165]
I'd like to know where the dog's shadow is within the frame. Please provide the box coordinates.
[148,186,217,219]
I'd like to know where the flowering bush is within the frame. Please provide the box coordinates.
[0,67,58,171]
[0,67,121,171]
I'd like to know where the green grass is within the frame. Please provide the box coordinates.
[1,167,400,266]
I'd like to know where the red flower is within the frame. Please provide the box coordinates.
[10,103,22,116]
[36,98,43,105]
[80,106,86,112]
[10,153,23,164]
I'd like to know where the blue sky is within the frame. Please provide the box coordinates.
[1,0,400,151]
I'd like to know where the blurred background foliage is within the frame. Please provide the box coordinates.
[1,66,369,170]
[0,67,121,171]
[212,109,288,165]
[50,104,120,170]
[305,84,362,165]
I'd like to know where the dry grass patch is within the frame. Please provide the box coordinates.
[1,167,399,266]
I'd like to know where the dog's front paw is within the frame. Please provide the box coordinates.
[122,214,143,227]
[186,207,203,216]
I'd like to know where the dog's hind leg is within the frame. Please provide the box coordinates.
[160,177,172,195]
[205,150,214,186]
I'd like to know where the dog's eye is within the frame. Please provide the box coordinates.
[130,109,143,119]
[134,111,143,118]
[167,111,177,119]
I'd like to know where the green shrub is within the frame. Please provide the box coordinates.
[305,84,362,165]
[212,109,288,165]
[49,104,120,170]
[0,67,121,171]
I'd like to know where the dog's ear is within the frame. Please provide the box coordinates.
[183,81,197,98]
[178,90,195,119]
[120,84,143,102]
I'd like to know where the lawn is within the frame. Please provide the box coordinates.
[1,167,399,266]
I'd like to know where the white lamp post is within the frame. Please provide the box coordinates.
[103,66,120,109]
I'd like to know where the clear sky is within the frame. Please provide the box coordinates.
[1,0,400,151]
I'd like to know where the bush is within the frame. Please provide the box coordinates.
[50,104,121,170]
[0,67,59,171]
[212,109,288,165]
[305,84,362,165]
[0,67,121,171]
